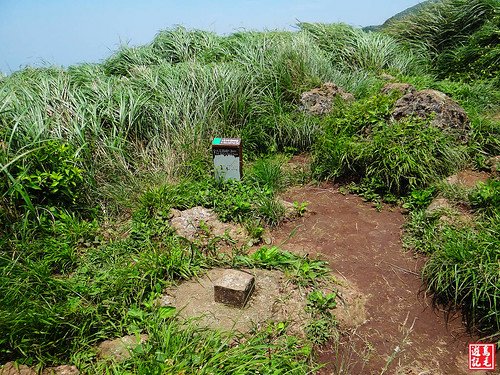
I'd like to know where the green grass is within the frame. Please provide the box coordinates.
[312,94,467,195]
[1,5,500,371]
[404,180,500,339]
[0,183,331,368]
[423,216,499,338]
[383,0,500,80]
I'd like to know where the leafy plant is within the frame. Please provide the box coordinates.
[305,318,334,345]
[306,290,337,313]
[293,201,309,216]
[469,179,500,216]
[256,196,285,226]
[248,157,285,193]
[403,187,436,210]
[2,140,87,219]
[422,217,500,338]
[314,114,467,196]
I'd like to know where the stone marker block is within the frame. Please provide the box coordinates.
[214,269,255,308]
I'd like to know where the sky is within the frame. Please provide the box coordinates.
[0,0,424,74]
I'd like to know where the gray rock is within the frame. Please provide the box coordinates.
[157,294,176,307]
[42,365,79,375]
[169,206,246,243]
[379,73,396,81]
[425,197,473,227]
[425,197,454,217]
[392,89,470,141]
[381,83,415,96]
[280,199,297,219]
[300,82,354,115]
[445,170,490,189]
[486,155,500,174]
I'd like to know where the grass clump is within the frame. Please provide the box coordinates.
[234,246,330,286]
[78,312,316,374]
[299,22,427,75]
[404,180,500,339]
[422,216,500,338]
[313,94,467,196]
[136,176,284,226]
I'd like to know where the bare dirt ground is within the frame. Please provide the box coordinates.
[271,184,499,375]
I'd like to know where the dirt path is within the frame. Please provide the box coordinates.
[271,184,495,374]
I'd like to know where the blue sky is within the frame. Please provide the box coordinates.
[0,0,424,74]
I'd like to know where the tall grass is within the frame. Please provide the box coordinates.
[299,22,428,75]
[2,26,417,218]
[1,14,499,372]
[383,0,500,79]
[404,184,500,339]
[384,0,498,53]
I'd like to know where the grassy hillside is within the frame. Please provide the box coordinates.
[0,0,499,372]
[383,0,500,81]
[363,0,437,31]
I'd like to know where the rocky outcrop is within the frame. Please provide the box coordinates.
[425,197,454,217]
[379,73,396,81]
[169,207,246,243]
[445,170,490,189]
[97,334,149,362]
[0,363,79,375]
[392,89,470,141]
[486,155,500,175]
[300,83,354,115]
[425,197,473,227]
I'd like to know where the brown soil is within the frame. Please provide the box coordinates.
[270,184,498,374]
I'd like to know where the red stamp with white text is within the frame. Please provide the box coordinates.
[468,343,496,371]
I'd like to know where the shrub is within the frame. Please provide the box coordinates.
[358,118,466,195]
[469,179,500,216]
[404,178,500,339]
[1,140,88,226]
[313,95,467,195]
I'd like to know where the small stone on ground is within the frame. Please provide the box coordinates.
[300,82,354,115]
[169,206,246,244]
[97,334,149,361]
[445,170,490,188]
[214,269,255,308]
[0,363,35,375]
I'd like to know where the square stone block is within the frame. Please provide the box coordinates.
[214,269,255,308]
